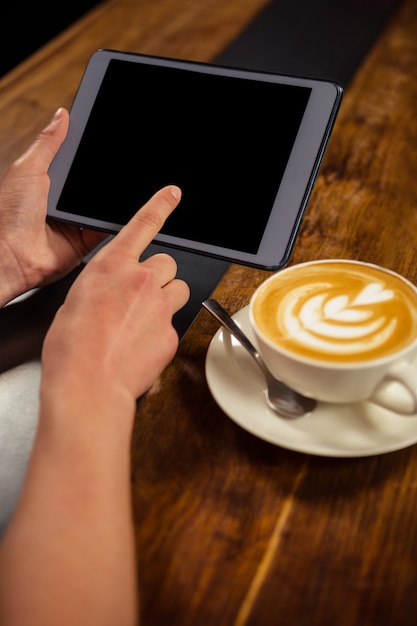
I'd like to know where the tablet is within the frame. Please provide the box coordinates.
[47,49,343,269]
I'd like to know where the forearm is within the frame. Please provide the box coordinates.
[0,390,139,626]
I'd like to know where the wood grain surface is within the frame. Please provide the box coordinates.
[133,1,417,624]
[1,0,417,624]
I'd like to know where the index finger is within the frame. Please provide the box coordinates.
[112,185,182,258]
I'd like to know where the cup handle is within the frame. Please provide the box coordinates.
[370,361,417,415]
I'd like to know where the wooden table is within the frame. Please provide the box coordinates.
[1,0,417,623]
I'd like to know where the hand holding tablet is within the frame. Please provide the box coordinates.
[47,49,343,269]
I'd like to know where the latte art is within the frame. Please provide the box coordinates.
[253,261,417,363]
[281,282,397,356]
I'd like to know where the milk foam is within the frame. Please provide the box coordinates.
[253,262,417,362]
[280,282,396,355]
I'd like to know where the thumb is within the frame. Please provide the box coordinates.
[15,107,70,175]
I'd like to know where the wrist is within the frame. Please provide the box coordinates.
[40,372,136,436]
[0,243,30,306]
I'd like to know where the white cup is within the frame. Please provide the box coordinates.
[249,259,417,414]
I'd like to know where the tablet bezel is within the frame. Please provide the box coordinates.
[47,49,343,269]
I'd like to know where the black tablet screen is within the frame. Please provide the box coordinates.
[56,59,311,253]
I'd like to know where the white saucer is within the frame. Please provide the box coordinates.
[205,306,417,457]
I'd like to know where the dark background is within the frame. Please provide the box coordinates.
[1,0,403,85]
[0,0,101,77]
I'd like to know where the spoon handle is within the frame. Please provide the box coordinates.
[202,299,265,372]
[202,298,316,418]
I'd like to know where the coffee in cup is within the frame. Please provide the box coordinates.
[249,259,417,412]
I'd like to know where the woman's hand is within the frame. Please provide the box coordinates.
[0,108,107,306]
[41,184,190,411]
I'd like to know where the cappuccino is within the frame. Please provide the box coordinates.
[252,260,417,363]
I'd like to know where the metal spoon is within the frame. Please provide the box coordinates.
[202,299,316,418]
